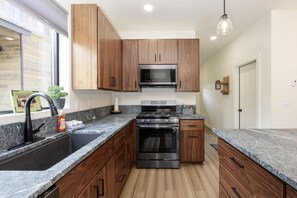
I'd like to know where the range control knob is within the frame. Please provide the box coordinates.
[164,119,169,123]
[140,119,144,123]
[145,119,151,123]
[156,119,160,123]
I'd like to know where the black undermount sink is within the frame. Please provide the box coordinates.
[0,133,102,171]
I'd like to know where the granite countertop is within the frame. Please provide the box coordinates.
[0,114,137,198]
[213,128,297,190]
[178,113,206,120]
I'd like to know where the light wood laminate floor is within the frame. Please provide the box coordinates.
[120,128,219,198]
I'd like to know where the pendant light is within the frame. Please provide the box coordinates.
[217,0,233,35]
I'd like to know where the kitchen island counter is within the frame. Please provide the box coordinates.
[213,128,297,190]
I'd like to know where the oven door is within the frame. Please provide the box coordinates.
[137,124,179,160]
[138,65,177,86]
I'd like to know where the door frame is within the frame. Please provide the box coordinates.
[233,55,261,129]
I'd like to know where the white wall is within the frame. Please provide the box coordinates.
[112,88,196,106]
[200,13,272,129]
[270,11,297,127]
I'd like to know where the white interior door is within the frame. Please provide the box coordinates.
[239,61,256,128]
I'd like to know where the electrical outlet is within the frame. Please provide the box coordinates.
[291,80,296,87]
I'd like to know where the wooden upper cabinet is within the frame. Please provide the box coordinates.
[177,39,200,92]
[72,4,98,90]
[72,4,122,91]
[97,8,122,91]
[157,40,178,64]
[138,39,177,64]
[122,40,140,92]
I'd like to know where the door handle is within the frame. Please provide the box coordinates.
[155,54,157,62]
[179,81,182,88]
[99,179,104,196]
[187,125,198,127]
[231,187,242,198]
[135,81,137,89]
[159,54,161,62]
[230,157,245,169]
[188,136,197,138]
[238,109,242,112]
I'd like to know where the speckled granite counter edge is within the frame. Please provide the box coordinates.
[178,114,206,120]
[0,114,137,198]
[212,128,297,190]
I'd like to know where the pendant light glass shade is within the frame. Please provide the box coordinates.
[217,14,233,35]
[217,0,233,35]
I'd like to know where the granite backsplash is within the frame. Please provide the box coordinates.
[0,106,112,151]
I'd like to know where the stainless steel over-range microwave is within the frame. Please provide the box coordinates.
[138,64,177,87]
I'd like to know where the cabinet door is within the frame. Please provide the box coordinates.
[98,8,110,89]
[287,185,297,198]
[157,40,177,64]
[97,156,115,198]
[78,175,99,198]
[115,33,122,91]
[177,39,200,92]
[72,5,98,90]
[138,40,158,64]
[180,130,204,162]
[122,40,139,92]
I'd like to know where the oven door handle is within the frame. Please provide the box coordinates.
[137,124,179,129]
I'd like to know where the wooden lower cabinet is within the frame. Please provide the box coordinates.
[78,156,114,198]
[57,121,136,198]
[219,138,285,198]
[287,185,297,198]
[180,119,204,163]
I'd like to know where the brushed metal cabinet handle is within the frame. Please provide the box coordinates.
[99,179,104,196]
[231,187,242,198]
[230,157,245,169]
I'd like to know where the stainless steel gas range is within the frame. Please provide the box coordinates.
[136,100,179,168]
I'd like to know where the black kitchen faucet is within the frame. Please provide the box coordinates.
[23,93,58,143]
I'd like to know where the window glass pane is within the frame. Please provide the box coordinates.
[0,26,21,111]
[22,31,52,93]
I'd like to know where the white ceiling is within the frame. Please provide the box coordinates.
[56,0,297,63]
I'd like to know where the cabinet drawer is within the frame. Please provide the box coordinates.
[114,128,126,146]
[219,183,231,198]
[219,139,284,198]
[220,165,253,198]
[180,120,203,130]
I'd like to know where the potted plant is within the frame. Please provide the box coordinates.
[48,85,68,109]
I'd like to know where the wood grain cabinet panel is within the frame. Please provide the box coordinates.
[287,185,297,198]
[98,8,122,91]
[138,39,177,64]
[177,39,200,92]
[219,139,285,198]
[72,5,122,91]
[122,40,140,92]
[57,139,114,198]
[180,120,204,163]
[71,4,98,90]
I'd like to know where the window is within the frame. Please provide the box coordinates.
[0,0,63,114]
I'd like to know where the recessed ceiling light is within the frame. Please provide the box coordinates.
[210,36,217,41]
[144,4,153,12]
[6,37,14,41]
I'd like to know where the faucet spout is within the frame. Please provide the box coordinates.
[23,93,58,143]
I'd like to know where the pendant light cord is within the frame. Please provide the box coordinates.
[223,0,226,15]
